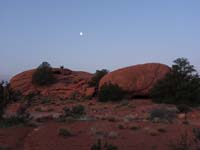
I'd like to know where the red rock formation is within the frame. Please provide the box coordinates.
[10,68,95,99]
[99,63,170,96]
[85,87,95,97]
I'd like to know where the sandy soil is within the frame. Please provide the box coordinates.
[1,99,200,150]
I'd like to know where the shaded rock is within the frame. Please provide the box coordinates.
[99,63,170,96]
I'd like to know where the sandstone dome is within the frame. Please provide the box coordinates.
[10,68,95,99]
[99,63,170,97]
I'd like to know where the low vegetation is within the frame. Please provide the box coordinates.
[177,104,191,122]
[69,91,79,100]
[150,107,177,123]
[118,124,125,129]
[71,105,85,116]
[157,127,167,133]
[0,145,10,150]
[63,105,85,118]
[91,139,118,150]
[98,83,125,102]
[151,58,200,106]
[169,128,200,150]
[0,116,29,128]
[58,128,73,137]
[169,131,192,150]
[89,69,108,88]
[129,125,140,130]
[0,81,20,118]
[32,61,55,86]
[41,97,52,104]
[147,129,159,136]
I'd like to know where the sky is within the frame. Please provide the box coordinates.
[0,0,200,80]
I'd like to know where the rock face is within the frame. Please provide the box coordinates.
[99,63,170,96]
[10,68,95,99]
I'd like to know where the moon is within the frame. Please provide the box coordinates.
[80,32,83,36]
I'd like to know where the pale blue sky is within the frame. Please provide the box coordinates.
[0,0,200,80]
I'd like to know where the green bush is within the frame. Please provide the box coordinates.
[98,83,125,102]
[150,58,200,106]
[32,62,55,86]
[89,69,108,88]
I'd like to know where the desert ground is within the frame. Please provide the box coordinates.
[1,98,200,150]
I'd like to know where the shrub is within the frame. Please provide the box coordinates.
[119,99,129,106]
[89,69,108,88]
[104,143,118,150]
[0,146,10,150]
[71,105,85,117]
[157,127,167,133]
[35,107,42,112]
[107,116,117,122]
[32,62,55,86]
[24,92,37,100]
[0,116,29,128]
[130,125,140,130]
[169,131,192,150]
[150,108,176,122]
[192,128,200,149]
[0,81,4,101]
[9,90,22,102]
[69,91,79,100]
[63,105,85,118]
[147,129,159,136]
[177,104,191,121]
[177,104,191,113]
[98,83,125,102]
[194,128,200,141]
[63,107,72,117]
[118,124,125,129]
[58,128,73,137]
[150,58,200,106]
[41,98,52,104]
[169,128,200,150]
[91,139,102,150]
[91,139,118,150]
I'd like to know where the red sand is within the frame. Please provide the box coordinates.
[2,99,200,150]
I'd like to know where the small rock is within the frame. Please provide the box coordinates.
[178,113,186,119]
